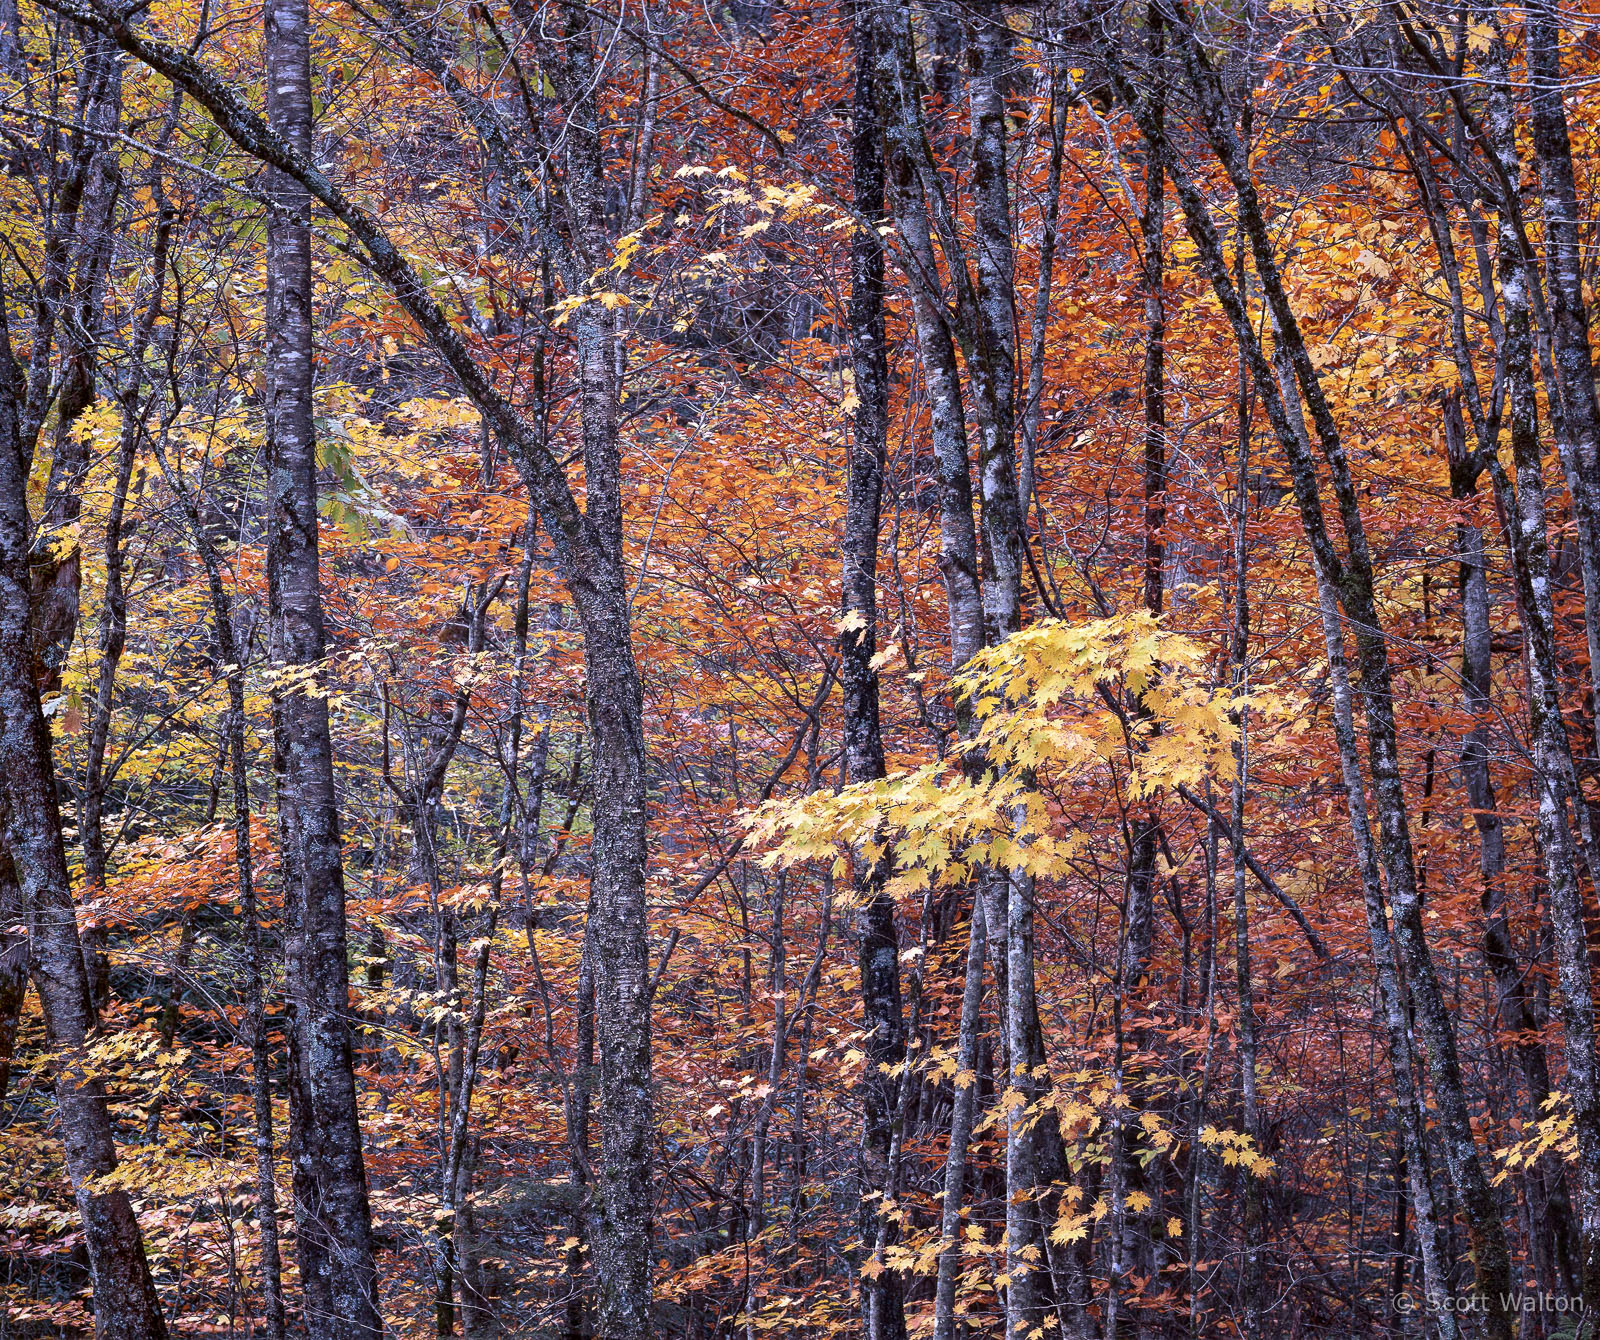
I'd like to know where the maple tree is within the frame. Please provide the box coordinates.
[5,0,1600,1336]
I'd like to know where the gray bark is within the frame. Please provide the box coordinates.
[262,0,382,1330]
[1478,35,1600,1312]
[844,11,906,1336]
[0,274,167,1340]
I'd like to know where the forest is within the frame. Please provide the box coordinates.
[3,0,1600,1335]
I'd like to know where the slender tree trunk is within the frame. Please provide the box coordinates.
[1019,36,1067,530]
[1526,0,1600,747]
[1140,29,1167,626]
[32,35,122,1009]
[930,899,985,1340]
[263,0,381,1330]
[967,5,1024,645]
[1185,810,1220,1337]
[844,11,906,1337]
[0,854,24,1105]
[32,32,121,697]
[205,542,290,1340]
[1478,38,1600,1313]
[1444,390,1582,1295]
[230,666,288,1340]
[152,357,290,1340]
[964,16,1057,1336]
[871,21,988,1328]
[80,189,171,944]
[1228,292,1262,1340]
[874,17,983,674]
[534,16,657,1335]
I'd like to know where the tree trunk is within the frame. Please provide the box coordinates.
[0,345,167,1340]
[1479,36,1600,1313]
[0,852,24,1105]
[31,31,121,696]
[262,0,382,1331]
[1444,390,1582,1296]
[548,11,655,1333]
[1525,0,1600,749]
[1107,20,1514,1326]
[930,898,985,1340]
[874,1,983,676]
[967,5,1024,645]
[1227,265,1262,1340]
[844,10,906,1337]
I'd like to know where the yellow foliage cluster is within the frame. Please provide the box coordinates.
[746,612,1237,894]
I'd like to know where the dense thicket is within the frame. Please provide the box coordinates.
[3,0,1600,1337]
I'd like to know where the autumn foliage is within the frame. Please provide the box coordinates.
[4,0,1600,1337]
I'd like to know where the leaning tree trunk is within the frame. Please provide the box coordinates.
[1106,19,1514,1328]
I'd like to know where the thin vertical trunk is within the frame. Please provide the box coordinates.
[1525,0,1600,746]
[874,7,983,674]
[844,10,905,1338]
[164,460,289,1340]
[1479,35,1600,1312]
[230,663,287,1340]
[1019,34,1067,530]
[968,6,1024,645]
[1444,390,1581,1294]
[563,916,597,1340]
[929,899,985,1340]
[965,15,1055,1336]
[1397,61,1585,1295]
[80,188,172,929]
[1140,17,1167,625]
[546,11,656,1332]
[1185,808,1220,1338]
[872,20,988,1329]
[1228,285,1262,1339]
[32,35,122,1010]
[439,900,498,1339]
[32,31,121,696]
[626,47,661,231]
[263,0,381,1331]
[0,854,23,1105]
